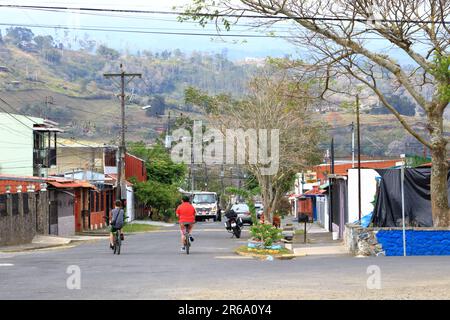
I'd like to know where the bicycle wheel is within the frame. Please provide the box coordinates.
[233,226,241,238]
[185,232,190,255]
[116,231,121,255]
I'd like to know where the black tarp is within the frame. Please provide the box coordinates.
[372,168,450,227]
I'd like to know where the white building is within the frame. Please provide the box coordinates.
[0,113,62,177]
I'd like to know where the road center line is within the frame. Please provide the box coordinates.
[0,263,14,267]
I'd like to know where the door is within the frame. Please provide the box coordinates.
[49,199,58,235]
[74,189,82,232]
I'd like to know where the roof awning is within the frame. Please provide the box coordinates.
[33,127,64,132]
[48,181,96,189]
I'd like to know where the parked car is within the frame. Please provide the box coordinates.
[230,203,252,225]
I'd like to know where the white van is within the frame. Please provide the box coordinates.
[192,192,220,221]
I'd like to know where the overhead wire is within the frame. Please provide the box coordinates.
[0,4,448,24]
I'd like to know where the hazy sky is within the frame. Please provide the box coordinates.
[0,0,413,62]
[0,0,301,59]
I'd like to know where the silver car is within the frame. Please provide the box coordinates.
[231,203,253,225]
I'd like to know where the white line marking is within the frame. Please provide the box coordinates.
[0,263,14,267]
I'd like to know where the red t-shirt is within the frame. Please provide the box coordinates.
[176,202,196,223]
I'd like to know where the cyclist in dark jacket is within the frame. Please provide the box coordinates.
[110,200,124,249]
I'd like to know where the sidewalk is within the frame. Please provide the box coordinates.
[0,234,106,253]
[129,220,175,227]
[282,216,349,257]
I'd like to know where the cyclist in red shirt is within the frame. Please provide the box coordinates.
[176,196,196,252]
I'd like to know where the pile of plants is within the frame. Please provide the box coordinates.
[249,223,283,249]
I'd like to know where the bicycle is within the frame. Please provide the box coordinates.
[112,229,121,255]
[183,223,193,255]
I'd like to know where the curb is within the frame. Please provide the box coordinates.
[235,249,297,260]
[0,243,75,253]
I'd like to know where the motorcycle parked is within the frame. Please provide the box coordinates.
[224,209,244,238]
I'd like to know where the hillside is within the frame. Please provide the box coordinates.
[0,29,447,158]
[0,37,257,143]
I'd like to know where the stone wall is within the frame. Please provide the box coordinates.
[344,224,450,256]
[0,191,48,246]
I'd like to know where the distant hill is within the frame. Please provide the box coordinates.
[0,28,259,143]
[0,27,447,158]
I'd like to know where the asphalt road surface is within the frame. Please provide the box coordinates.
[1,221,450,299]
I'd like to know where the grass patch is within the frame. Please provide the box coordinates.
[235,245,292,256]
[122,224,161,233]
[295,229,305,235]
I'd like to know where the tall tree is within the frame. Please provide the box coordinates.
[5,27,34,45]
[182,0,450,227]
[186,72,324,222]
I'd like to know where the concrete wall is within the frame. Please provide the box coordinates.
[126,186,134,222]
[58,215,75,237]
[347,169,379,223]
[50,147,104,176]
[344,224,450,256]
[376,229,450,256]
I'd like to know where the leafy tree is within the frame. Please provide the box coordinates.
[134,180,180,221]
[186,71,325,223]
[128,142,187,221]
[370,94,416,116]
[43,48,62,64]
[6,27,34,45]
[145,95,167,117]
[181,0,450,227]
[34,35,54,50]
[96,45,120,60]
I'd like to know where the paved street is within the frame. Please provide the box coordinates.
[1,221,450,300]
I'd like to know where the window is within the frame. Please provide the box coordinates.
[104,149,117,167]
[90,191,95,211]
[23,193,29,215]
[100,192,104,212]
[192,193,217,204]
[12,194,19,215]
[0,195,7,216]
[95,192,100,212]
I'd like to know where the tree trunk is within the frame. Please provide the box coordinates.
[428,111,450,227]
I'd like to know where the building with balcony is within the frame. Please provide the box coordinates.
[0,113,62,177]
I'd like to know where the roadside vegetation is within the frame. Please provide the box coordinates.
[122,224,161,233]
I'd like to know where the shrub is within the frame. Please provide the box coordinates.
[250,223,282,247]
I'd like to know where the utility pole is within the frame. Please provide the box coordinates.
[351,122,355,168]
[190,136,195,192]
[43,96,53,119]
[104,64,141,201]
[329,138,335,233]
[356,94,362,221]
[165,111,172,149]
[220,164,224,197]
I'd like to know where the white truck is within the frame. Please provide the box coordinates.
[191,191,221,222]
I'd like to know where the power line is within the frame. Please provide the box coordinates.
[0,4,448,24]
[0,96,103,151]
[27,7,299,30]
[0,21,434,41]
